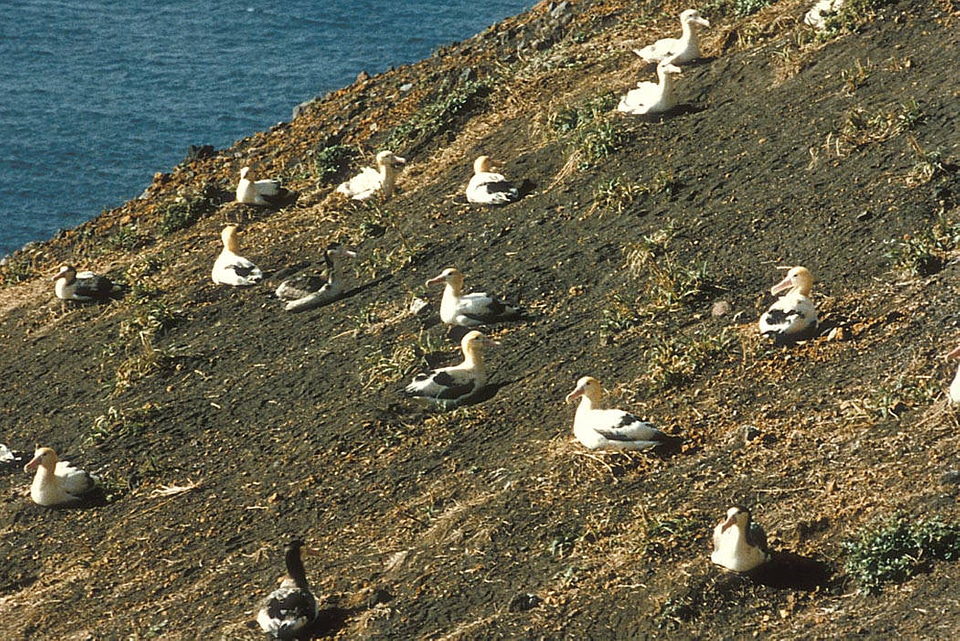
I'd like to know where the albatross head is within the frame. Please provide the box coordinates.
[770,266,814,296]
[220,225,241,253]
[325,243,357,260]
[426,267,465,290]
[680,9,710,28]
[461,330,499,359]
[565,376,603,404]
[656,60,684,77]
[239,166,252,180]
[719,506,750,533]
[24,446,58,474]
[473,156,501,174]
[376,151,406,168]
[53,264,77,283]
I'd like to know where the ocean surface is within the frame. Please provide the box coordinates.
[0,0,532,257]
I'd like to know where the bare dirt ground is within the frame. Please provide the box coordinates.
[2,0,960,638]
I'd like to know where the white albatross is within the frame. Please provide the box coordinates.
[711,506,771,572]
[426,267,520,328]
[275,244,357,312]
[633,8,710,65]
[404,330,498,403]
[466,156,520,205]
[565,376,675,451]
[618,60,683,115]
[758,266,818,339]
[212,225,264,287]
[256,540,319,640]
[336,150,406,201]
[236,166,298,207]
[24,447,99,507]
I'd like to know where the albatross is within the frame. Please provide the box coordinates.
[236,166,298,207]
[23,447,99,507]
[758,266,818,339]
[633,9,710,65]
[275,244,357,312]
[711,506,771,572]
[404,330,498,404]
[618,60,683,115]
[256,540,319,640]
[565,376,675,451]
[53,265,122,303]
[336,150,406,201]
[212,225,264,287]
[466,156,520,205]
[426,267,520,328]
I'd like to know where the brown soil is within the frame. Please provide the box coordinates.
[2,0,960,639]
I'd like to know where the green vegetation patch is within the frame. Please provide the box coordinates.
[843,516,960,594]
[158,182,222,236]
[818,0,900,40]
[887,213,960,277]
[314,144,360,183]
[386,79,491,151]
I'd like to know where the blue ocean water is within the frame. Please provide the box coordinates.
[0,0,531,257]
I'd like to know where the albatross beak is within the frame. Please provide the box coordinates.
[565,384,586,403]
[24,454,41,473]
[770,275,794,295]
[720,514,737,532]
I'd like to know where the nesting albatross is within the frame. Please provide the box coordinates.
[212,225,264,287]
[618,60,683,115]
[466,156,520,205]
[565,376,675,451]
[632,8,710,65]
[23,447,99,507]
[256,540,319,640]
[711,506,771,572]
[336,151,406,201]
[758,266,818,339]
[236,166,298,207]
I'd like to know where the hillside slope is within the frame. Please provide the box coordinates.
[2,0,959,638]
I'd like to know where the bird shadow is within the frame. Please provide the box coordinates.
[305,606,353,638]
[631,102,706,123]
[746,551,833,591]
[650,433,685,458]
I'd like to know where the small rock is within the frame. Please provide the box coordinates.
[399,83,414,92]
[410,297,431,316]
[711,300,732,317]
[743,425,762,444]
